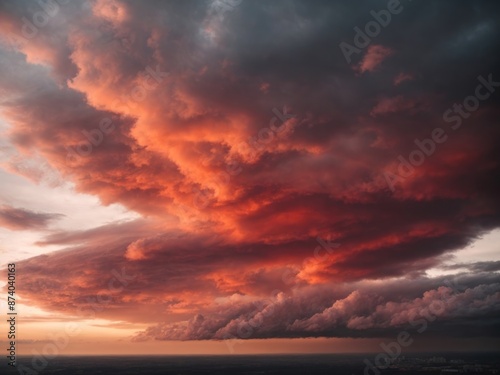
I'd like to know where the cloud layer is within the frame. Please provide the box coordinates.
[0,205,63,230]
[0,0,499,344]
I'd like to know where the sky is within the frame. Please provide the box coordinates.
[0,0,499,356]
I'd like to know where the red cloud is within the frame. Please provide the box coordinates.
[394,72,414,86]
[1,0,500,344]
[356,45,393,73]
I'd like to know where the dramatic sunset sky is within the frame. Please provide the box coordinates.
[0,0,499,355]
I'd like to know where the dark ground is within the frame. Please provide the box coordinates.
[5,353,500,375]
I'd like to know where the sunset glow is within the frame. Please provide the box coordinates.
[0,0,499,361]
